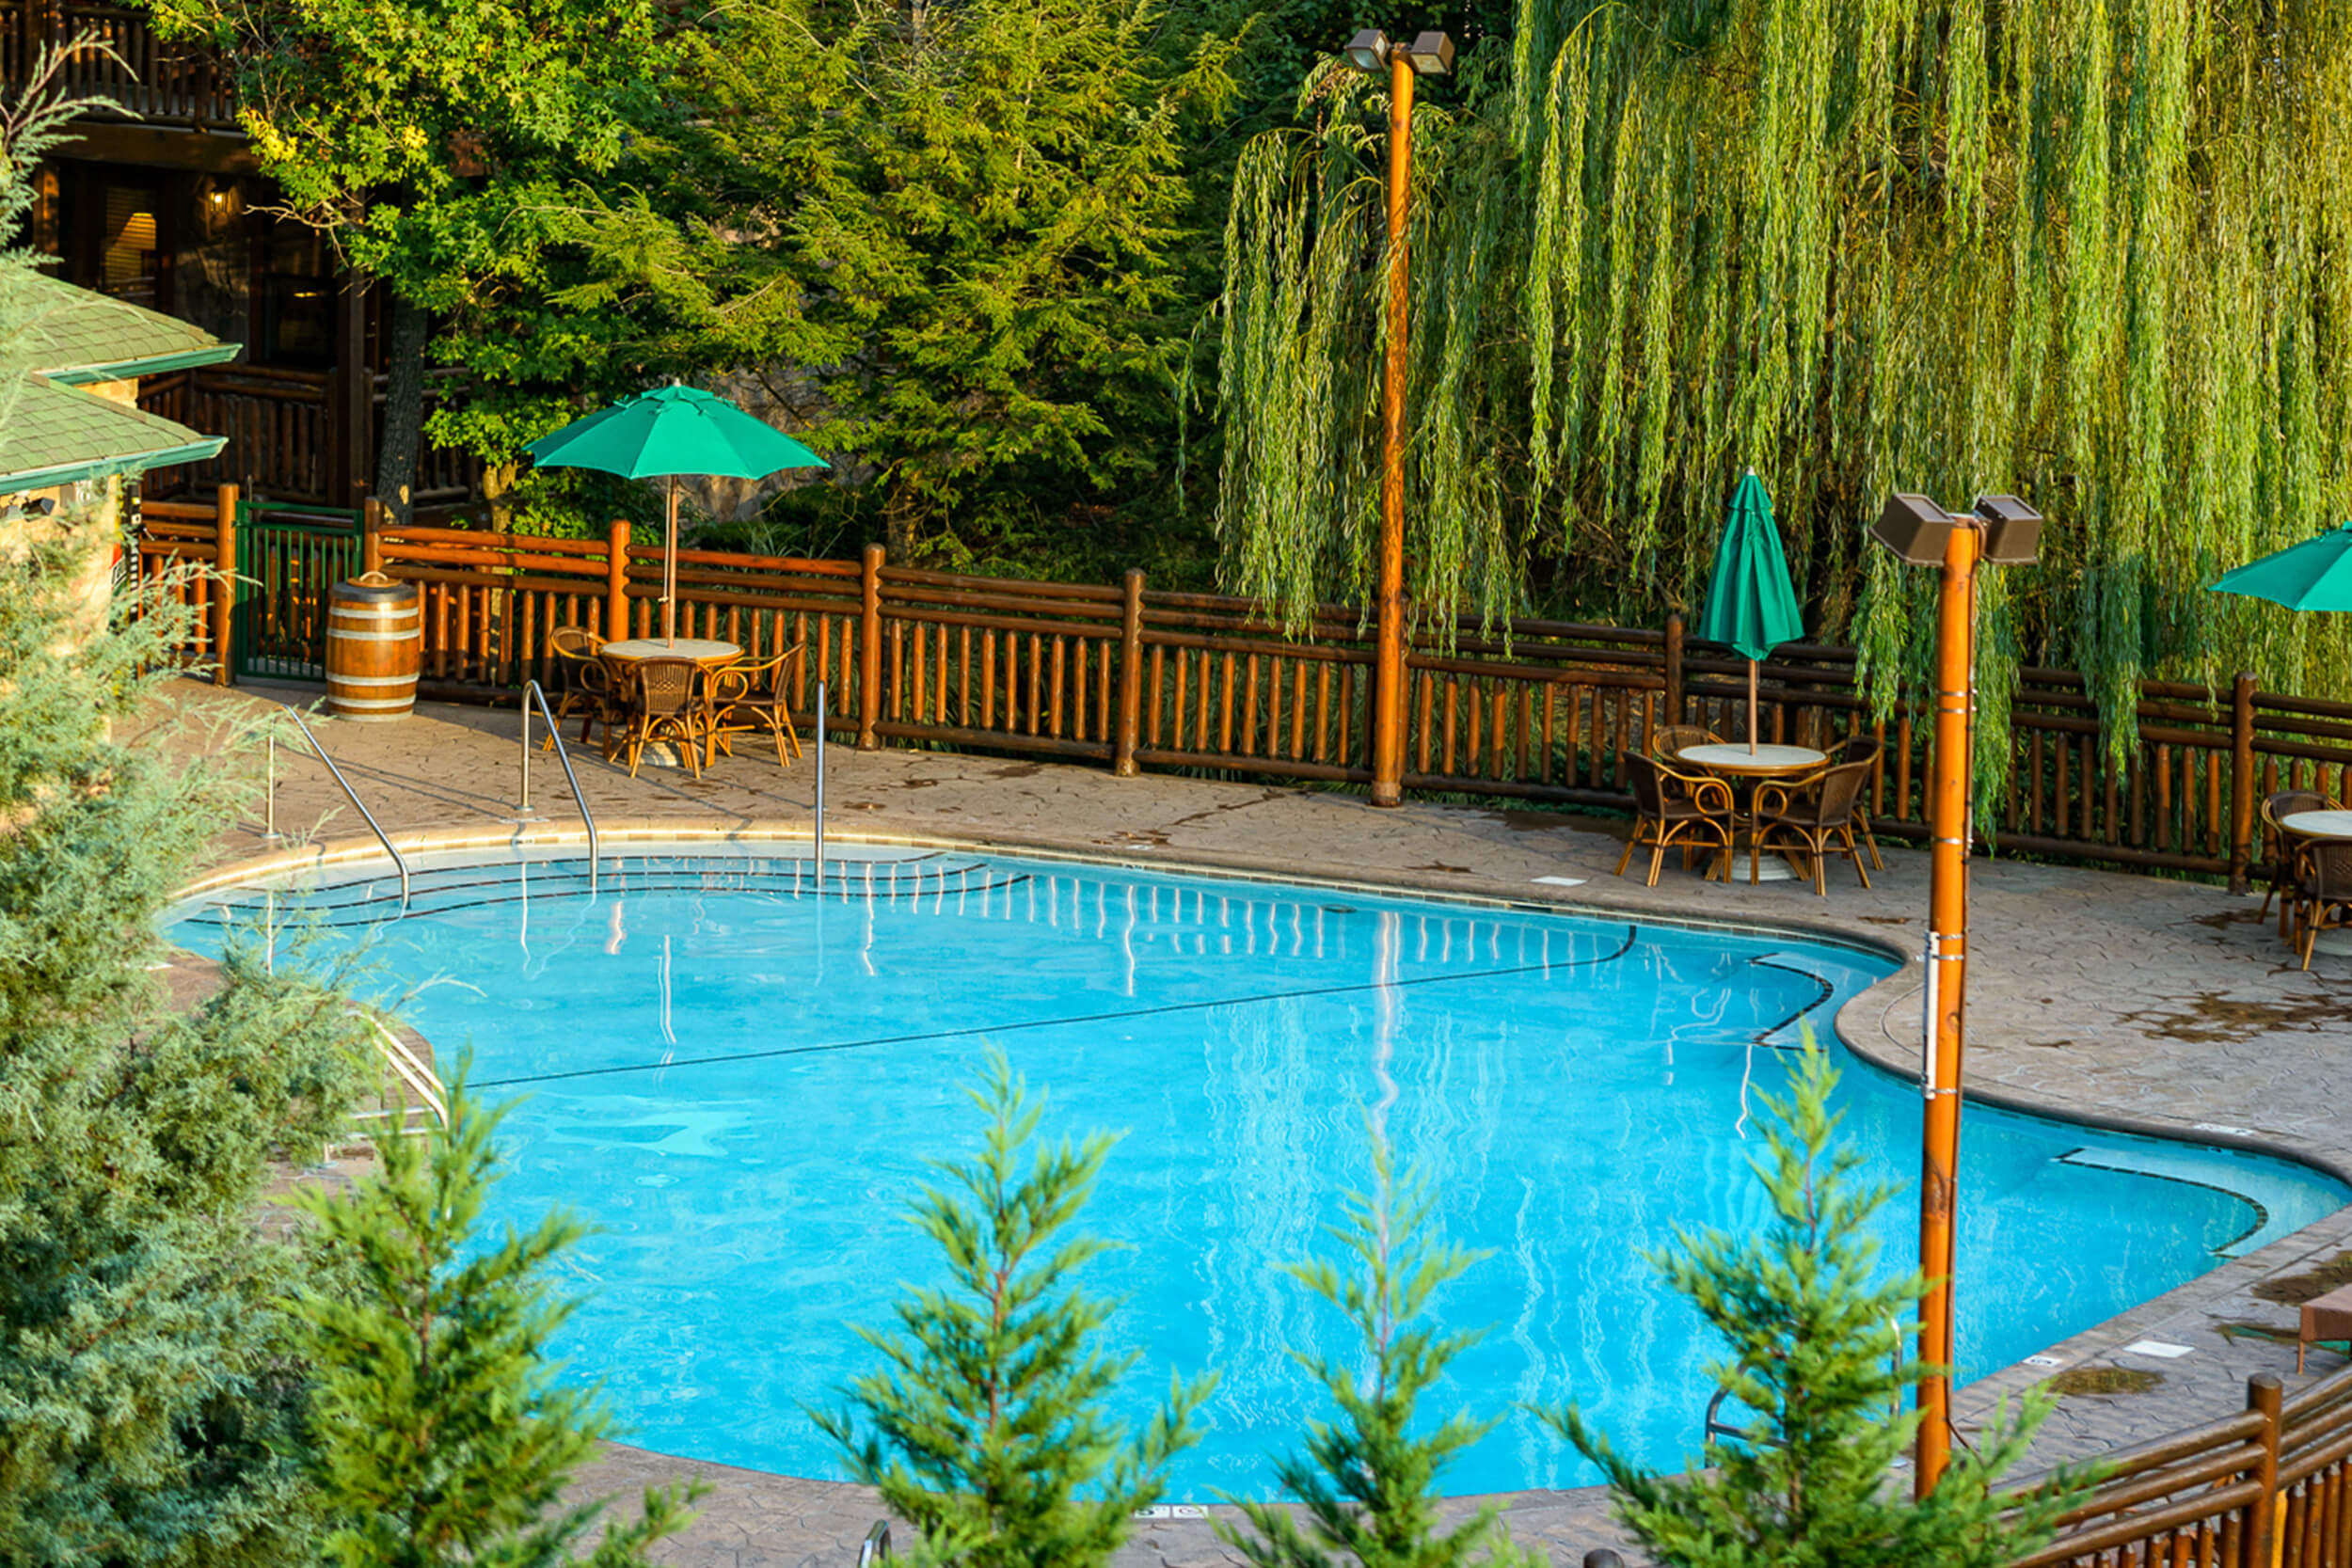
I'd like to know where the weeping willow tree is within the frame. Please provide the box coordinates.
[1216,0,2352,756]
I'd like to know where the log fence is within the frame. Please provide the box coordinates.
[128,488,2352,895]
[1995,1363,2352,1568]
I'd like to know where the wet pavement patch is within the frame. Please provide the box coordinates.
[2043,1367,2165,1397]
[2252,1251,2352,1306]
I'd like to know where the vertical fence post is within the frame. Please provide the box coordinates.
[2231,672,2259,895]
[1663,611,1685,728]
[814,680,826,881]
[361,495,386,577]
[859,543,884,750]
[212,482,238,687]
[1115,568,1145,777]
[604,519,630,641]
[2249,1373,2282,1568]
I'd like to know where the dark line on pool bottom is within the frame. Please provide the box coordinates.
[474,922,1642,1088]
[1747,955,1836,1046]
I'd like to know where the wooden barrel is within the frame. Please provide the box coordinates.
[326,573,421,722]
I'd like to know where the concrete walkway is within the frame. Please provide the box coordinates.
[143,678,2352,1568]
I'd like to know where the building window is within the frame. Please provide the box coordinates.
[101,186,161,305]
[255,221,333,367]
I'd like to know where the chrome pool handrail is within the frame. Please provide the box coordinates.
[351,1011,448,1129]
[267,701,411,915]
[519,679,600,899]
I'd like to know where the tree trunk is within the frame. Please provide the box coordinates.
[883,485,921,562]
[484,460,516,532]
[373,293,430,528]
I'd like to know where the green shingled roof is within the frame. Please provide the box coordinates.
[0,274,240,491]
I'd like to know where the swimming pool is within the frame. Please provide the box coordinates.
[172,847,2348,1497]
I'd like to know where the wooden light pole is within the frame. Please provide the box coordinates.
[1344,27,1452,809]
[1915,513,1978,1494]
[1868,491,2043,1496]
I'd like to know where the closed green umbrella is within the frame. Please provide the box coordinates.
[2208,524,2352,610]
[1696,469,1806,753]
[526,384,828,643]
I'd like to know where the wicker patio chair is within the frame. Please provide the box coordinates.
[2293,839,2352,971]
[546,626,615,753]
[1829,731,1887,870]
[616,657,714,780]
[710,644,808,768]
[1647,724,1722,762]
[2263,789,2336,936]
[1616,752,1736,887]
[1751,758,1876,895]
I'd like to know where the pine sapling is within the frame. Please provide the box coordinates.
[1219,1138,1534,1568]
[286,1078,702,1568]
[1542,1040,2084,1568]
[817,1051,1215,1568]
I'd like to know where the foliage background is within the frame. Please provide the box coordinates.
[1216,0,2352,745]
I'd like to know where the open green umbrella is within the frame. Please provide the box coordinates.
[2208,524,2352,611]
[525,384,828,643]
[1696,469,1805,753]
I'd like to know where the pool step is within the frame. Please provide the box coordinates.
[2057,1144,2290,1258]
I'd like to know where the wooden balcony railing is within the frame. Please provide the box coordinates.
[140,364,483,512]
[3,1,235,129]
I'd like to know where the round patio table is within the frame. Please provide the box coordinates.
[1677,743,1828,882]
[2280,811,2352,955]
[602,637,742,667]
[1676,742,1826,777]
[600,639,742,769]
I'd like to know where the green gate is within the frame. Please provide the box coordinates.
[232,502,365,683]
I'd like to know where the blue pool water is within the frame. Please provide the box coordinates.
[173,849,2347,1496]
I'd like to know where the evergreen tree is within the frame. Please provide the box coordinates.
[286,1080,700,1568]
[1218,1140,1531,1568]
[564,0,1238,574]
[1540,1043,2077,1568]
[0,52,381,1568]
[816,1052,1214,1568]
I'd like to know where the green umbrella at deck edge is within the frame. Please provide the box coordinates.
[2207,524,2352,611]
[525,384,827,643]
[1696,470,1805,752]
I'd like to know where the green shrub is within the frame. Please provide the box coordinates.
[818,1051,1215,1568]
[286,1080,701,1568]
[1218,1140,1533,1568]
[1541,1042,2081,1568]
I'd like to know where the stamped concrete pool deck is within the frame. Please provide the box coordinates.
[147,678,2352,1568]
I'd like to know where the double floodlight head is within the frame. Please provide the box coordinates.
[1870,492,2046,566]
[1343,28,1454,76]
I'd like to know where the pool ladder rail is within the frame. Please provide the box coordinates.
[261,701,412,916]
[517,679,600,898]
[351,1011,448,1132]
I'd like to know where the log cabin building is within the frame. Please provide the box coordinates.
[6,2,482,517]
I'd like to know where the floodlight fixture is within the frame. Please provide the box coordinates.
[1871,492,1956,565]
[1406,31,1455,74]
[1973,494,2045,564]
[1343,28,1391,71]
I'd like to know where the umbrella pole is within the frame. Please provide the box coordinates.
[663,476,678,645]
[1748,660,1758,754]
